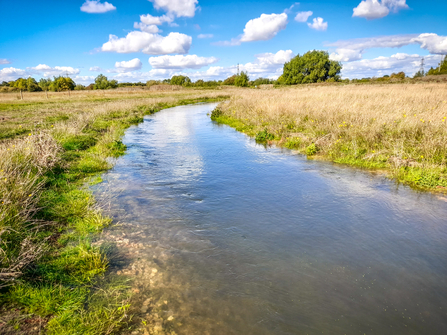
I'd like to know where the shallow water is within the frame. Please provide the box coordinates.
[94,103,447,335]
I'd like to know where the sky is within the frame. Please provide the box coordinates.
[1,0,446,84]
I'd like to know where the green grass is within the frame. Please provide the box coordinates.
[210,109,447,192]
[0,93,229,333]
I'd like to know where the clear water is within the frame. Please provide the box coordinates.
[94,103,447,335]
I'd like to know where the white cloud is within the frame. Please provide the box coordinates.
[197,34,213,39]
[140,13,173,25]
[0,67,27,82]
[307,17,328,31]
[28,64,80,77]
[239,50,295,78]
[101,31,192,55]
[240,13,288,42]
[295,11,313,23]
[74,75,96,85]
[411,33,447,54]
[113,58,143,72]
[328,33,447,62]
[133,22,160,33]
[149,0,198,18]
[353,0,408,20]
[89,66,103,72]
[149,55,218,69]
[342,53,441,78]
[0,59,11,65]
[80,0,116,14]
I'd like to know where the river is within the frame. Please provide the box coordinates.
[93,102,447,335]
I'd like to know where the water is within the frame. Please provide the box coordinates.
[94,103,447,335]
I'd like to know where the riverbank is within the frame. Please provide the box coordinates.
[211,83,447,192]
[0,90,228,334]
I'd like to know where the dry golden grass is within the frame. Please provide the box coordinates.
[217,83,447,189]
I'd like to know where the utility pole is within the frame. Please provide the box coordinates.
[419,57,425,76]
[237,63,240,76]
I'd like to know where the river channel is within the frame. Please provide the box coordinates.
[93,103,447,335]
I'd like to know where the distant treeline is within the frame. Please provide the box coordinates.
[2,53,445,92]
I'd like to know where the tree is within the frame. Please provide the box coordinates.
[93,74,118,90]
[390,72,405,80]
[281,50,342,85]
[39,78,51,98]
[26,77,40,92]
[427,56,447,75]
[223,75,236,85]
[234,71,249,87]
[170,75,191,86]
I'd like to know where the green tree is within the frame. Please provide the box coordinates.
[26,77,40,92]
[170,75,191,86]
[281,50,342,85]
[93,74,117,90]
[38,78,51,91]
[223,75,236,85]
[427,56,447,75]
[234,71,249,87]
[14,78,27,91]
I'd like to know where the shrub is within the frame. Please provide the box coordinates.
[255,129,275,142]
[305,143,318,156]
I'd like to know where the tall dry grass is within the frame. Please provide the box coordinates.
[217,83,447,188]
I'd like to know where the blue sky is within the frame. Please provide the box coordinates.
[1,0,446,84]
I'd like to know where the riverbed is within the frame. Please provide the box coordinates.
[94,103,447,335]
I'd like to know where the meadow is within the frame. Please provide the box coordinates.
[212,82,447,191]
[0,89,228,334]
[1,81,446,333]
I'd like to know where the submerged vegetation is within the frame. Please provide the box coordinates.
[0,90,228,333]
[211,83,447,191]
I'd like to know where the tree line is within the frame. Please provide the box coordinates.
[3,51,443,93]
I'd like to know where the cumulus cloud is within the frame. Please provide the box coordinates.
[412,33,447,54]
[0,67,27,81]
[112,58,143,72]
[240,13,288,42]
[140,13,173,25]
[217,13,288,46]
[27,64,80,77]
[149,0,198,18]
[80,0,116,14]
[149,55,218,69]
[295,11,313,23]
[0,59,11,65]
[353,0,408,20]
[89,66,103,72]
[133,22,160,33]
[197,34,213,39]
[101,31,192,55]
[239,49,295,78]
[328,33,447,62]
[134,13,175,33]
[307,17,328,31]
[342,53,441,78]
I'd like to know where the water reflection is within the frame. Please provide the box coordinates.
[94,103,447,335]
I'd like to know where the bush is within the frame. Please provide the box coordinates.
[255,129,275,142]
[306,143,318,156]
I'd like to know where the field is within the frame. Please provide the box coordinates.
[0,89,229,334]
[1,82,446,333]
[212,82,447,191]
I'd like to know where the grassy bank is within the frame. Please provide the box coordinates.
[211,83,447,191]
[0,90,228,334]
